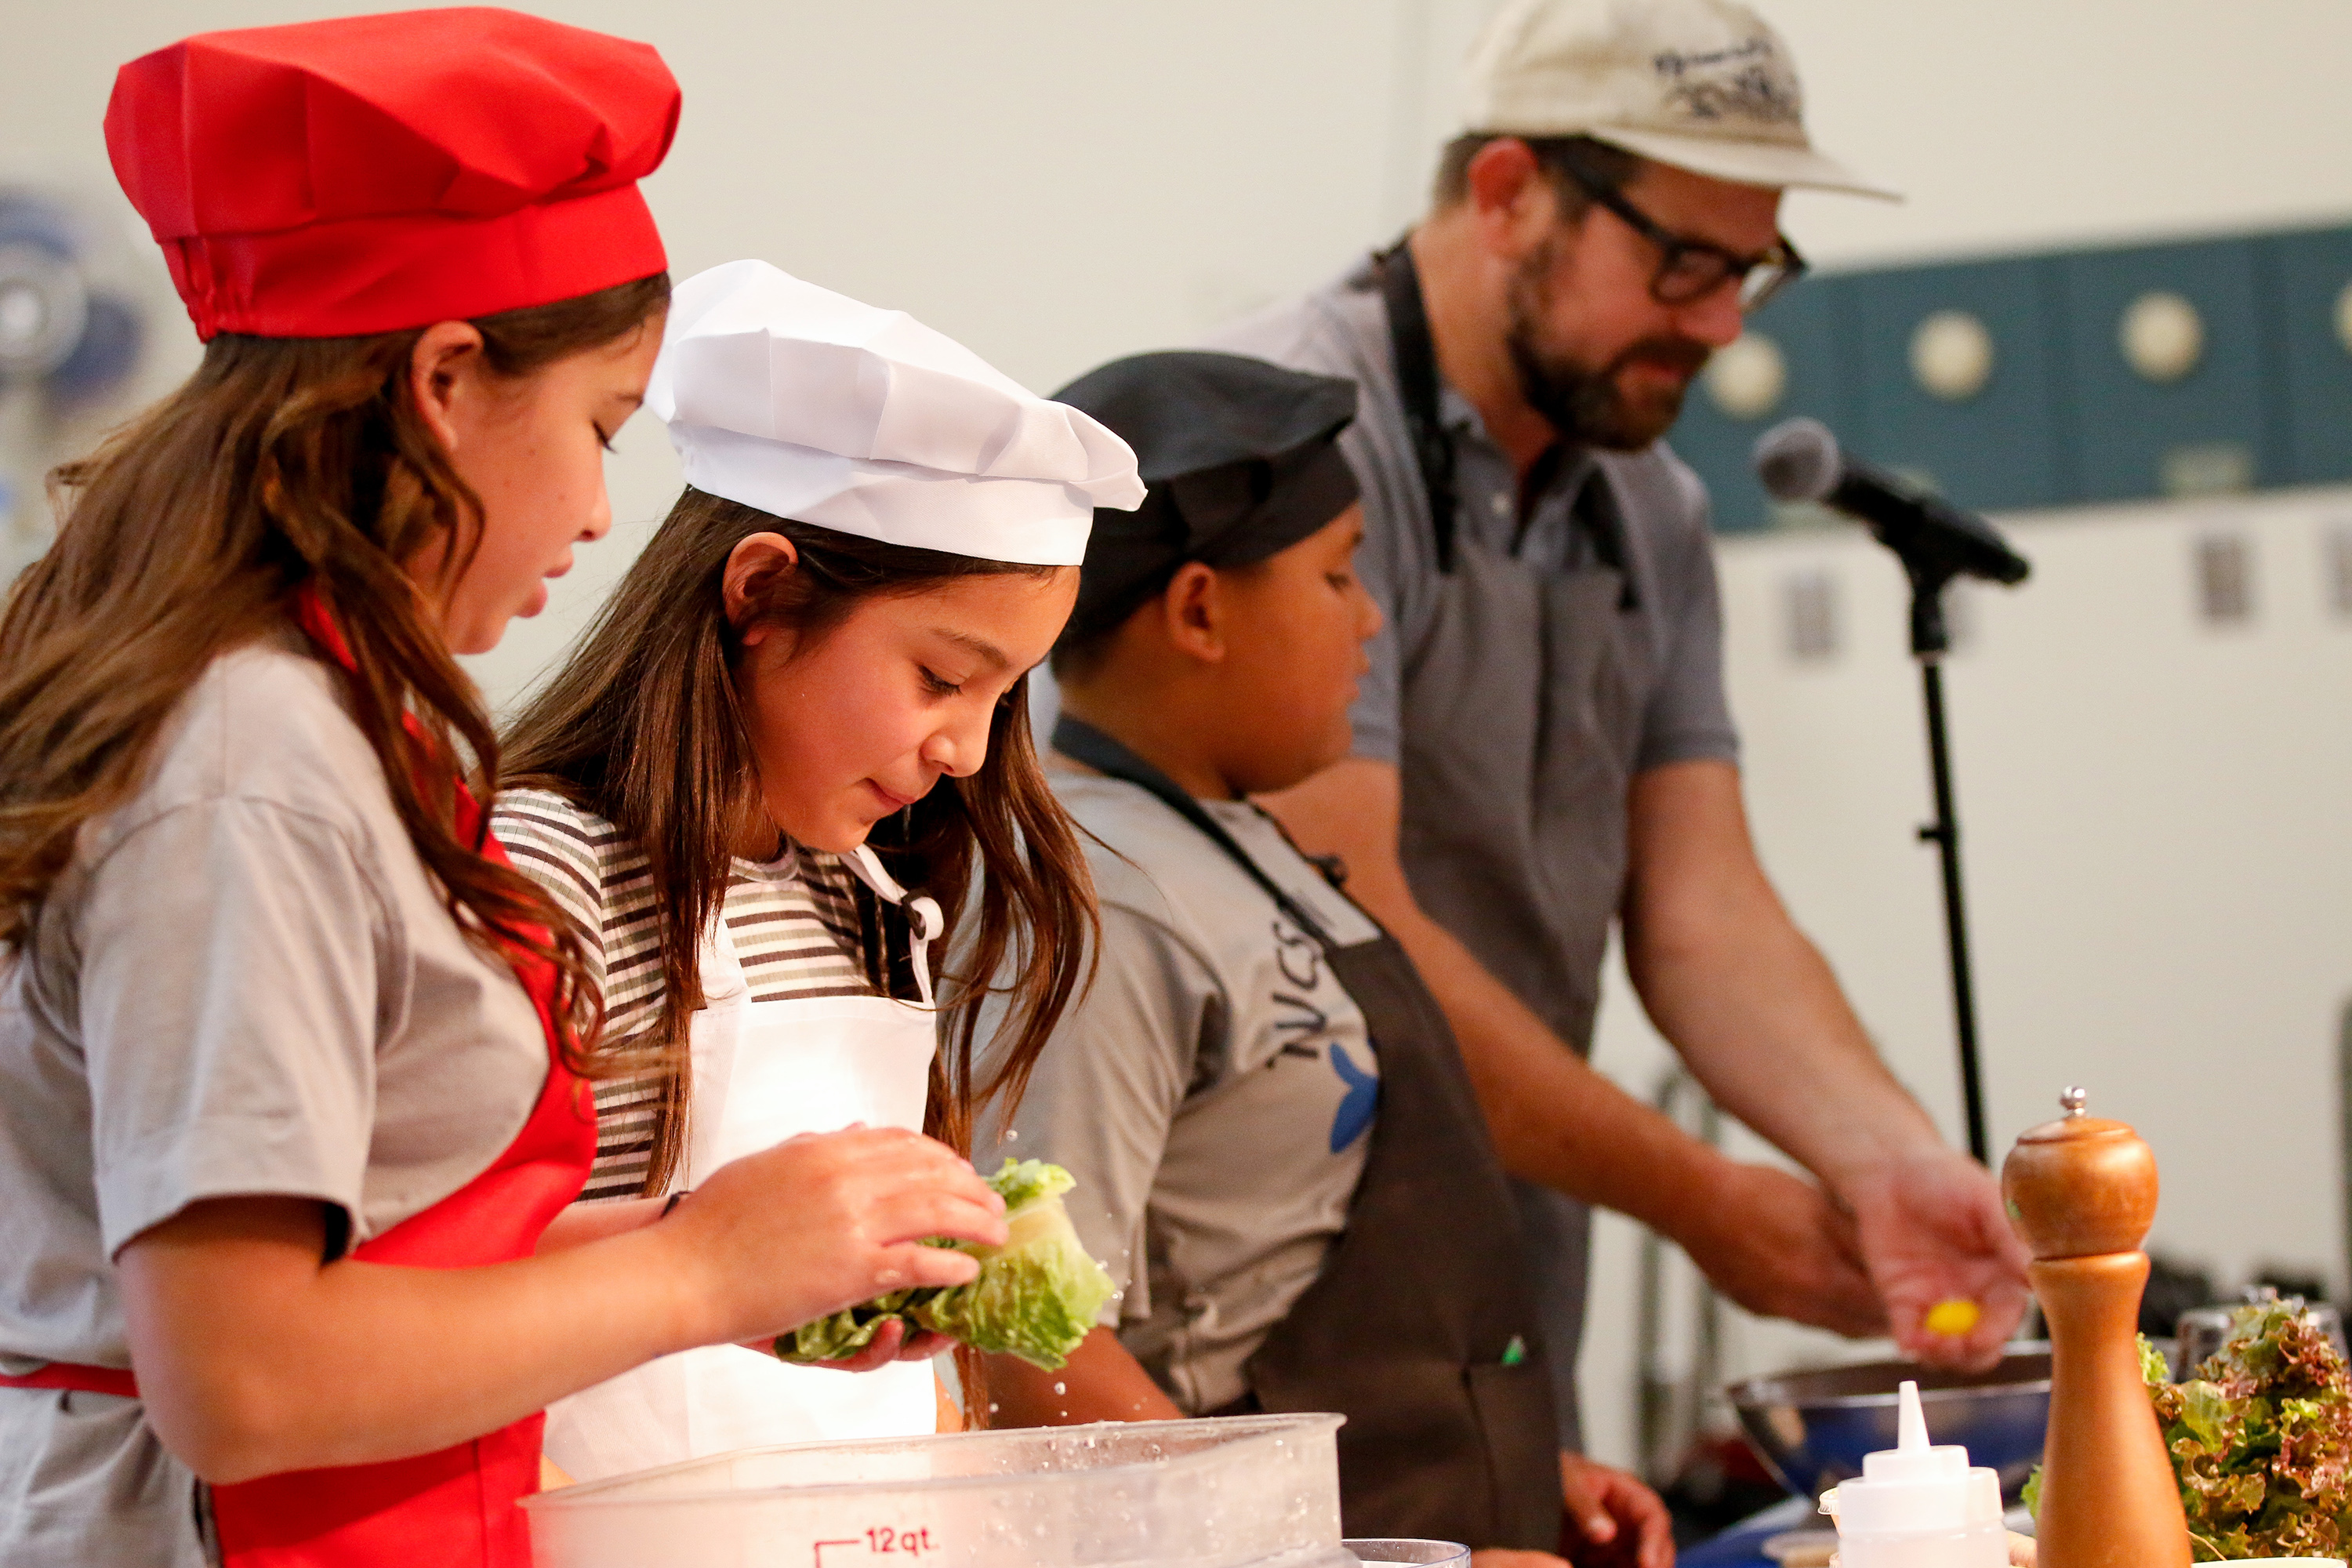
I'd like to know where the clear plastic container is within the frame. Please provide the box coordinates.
[525,1414,1352,1568]
[1341,1541,1469,1567]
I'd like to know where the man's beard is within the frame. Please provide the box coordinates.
[1504,238,1711,452]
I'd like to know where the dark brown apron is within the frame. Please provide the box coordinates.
[1053,716,1563,1550]
[1377,246,1652,1450]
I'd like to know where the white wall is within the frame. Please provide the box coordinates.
[22,0,2352,701]
[13,0,2352,1475]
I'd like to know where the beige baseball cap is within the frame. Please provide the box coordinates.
[1461,0,1898,199]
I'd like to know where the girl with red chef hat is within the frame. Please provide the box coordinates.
[0,13,1010,1568]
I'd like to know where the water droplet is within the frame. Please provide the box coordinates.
[1054,1381,1066,1395]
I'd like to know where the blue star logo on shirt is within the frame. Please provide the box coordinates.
[1327,1043,1377,1154]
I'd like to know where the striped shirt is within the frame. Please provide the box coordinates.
[491,788,877,1202]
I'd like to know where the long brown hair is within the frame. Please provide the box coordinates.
[0,275,671,1078]
[501,487,1100,1186]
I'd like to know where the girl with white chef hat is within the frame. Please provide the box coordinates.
[492,259,1144,1480]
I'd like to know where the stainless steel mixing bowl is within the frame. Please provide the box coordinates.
[1725,1345,2052,1501]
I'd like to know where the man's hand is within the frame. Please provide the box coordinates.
[1621,760,2027,1355]
[1842,1149,2031,1370]
[1674,1160,1886,1338]
[1558,1452,1674,1568]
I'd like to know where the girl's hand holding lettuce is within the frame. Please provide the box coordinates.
[779,1160,1116,1372]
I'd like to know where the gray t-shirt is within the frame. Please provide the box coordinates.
[1204,252,1740,773]
[0,633,548,1568]
[981,772,1382,1415]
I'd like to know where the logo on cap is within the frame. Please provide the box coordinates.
[1457,0,1897,199]
[1653,38,1802,128]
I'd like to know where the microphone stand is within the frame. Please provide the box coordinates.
[1762,419,2027,1167]
[1896,554,1989,1164]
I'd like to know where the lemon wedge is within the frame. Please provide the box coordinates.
[1924,1298,1982,1338]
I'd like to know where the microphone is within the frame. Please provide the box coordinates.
[1752,418,2030,586]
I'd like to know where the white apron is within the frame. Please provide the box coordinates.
[543,845,944,1483]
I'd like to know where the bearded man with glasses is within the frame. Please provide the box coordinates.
[1207,0,2029,1552]
[1496,138,1806,452]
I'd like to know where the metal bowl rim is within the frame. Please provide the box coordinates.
[1724,1342,2053,1414]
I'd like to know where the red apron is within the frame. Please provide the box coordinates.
[1,593,596,1567]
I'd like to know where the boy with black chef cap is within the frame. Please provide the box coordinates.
[976,350,1671,1566]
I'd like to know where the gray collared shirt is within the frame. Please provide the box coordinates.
[1205,252,1739,774]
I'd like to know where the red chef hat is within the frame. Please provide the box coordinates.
[106,7,680,340]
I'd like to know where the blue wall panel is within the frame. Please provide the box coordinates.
[1663,278,1857,534]
[1846,256,2071,513]
[2055,238,2280,503]
[1661,220,2352,535]
[2264,225,2352,488]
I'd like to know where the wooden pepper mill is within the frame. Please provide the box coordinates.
[2001,1087,2190,1568]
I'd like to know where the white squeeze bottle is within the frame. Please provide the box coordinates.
[1818,1380,2007,1567]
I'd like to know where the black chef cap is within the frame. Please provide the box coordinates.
[1049,350,1360,645]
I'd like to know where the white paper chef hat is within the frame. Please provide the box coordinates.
[647,260,1144,565]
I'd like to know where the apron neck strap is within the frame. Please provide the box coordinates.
[844,844,940,1007]
[1378,239,1460,576]
[1377,242,1642,613]
[1051,715,1336,949]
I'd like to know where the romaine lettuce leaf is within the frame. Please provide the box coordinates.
[773,1159,1115,1372]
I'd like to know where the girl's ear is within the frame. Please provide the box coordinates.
[1160,561,1226,665]
[723,532,800,644]
[406,320,488,455]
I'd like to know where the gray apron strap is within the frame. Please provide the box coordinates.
[1050,717,1563,1550]
[1379,245,1651,1453]
[1377,241,1461,574]
[1376,243,1639,608]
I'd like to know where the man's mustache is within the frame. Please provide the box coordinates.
[1609,336,1711,383]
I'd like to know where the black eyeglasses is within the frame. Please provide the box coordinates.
[1553,151,1807,314]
